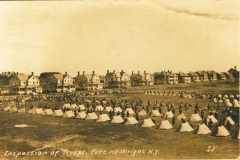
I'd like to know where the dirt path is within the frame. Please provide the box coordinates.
[35,135,81,151]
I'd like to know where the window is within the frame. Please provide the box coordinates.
[33,82,35,84]
[37,81,38,84]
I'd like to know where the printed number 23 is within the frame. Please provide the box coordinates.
[206,146,218,152]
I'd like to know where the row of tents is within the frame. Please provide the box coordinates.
[1,105,239,139]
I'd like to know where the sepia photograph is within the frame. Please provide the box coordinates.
[0,0,239,159]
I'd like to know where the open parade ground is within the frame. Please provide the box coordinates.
[0,81,239,160]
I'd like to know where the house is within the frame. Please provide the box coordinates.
[216,72,227,80]
[207,70,217,81]
[187,72,201,82]
[9,72,42,95]
[104,70,131,88]
[40,72,75,93]
[130,71,154,86]
[177,72,191,83]
[154,70,178,84]
[0,72,18,86]
[75,71,103,90]
[195,70,209,81]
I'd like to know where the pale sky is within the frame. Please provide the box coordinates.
[0,0,239,76]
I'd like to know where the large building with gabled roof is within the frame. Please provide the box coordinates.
[104,70,131,88]
[75,71,103,90]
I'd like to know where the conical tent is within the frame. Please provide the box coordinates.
[18,107,26,113]
[212,125,230,137]
[85,112,98,120]
[206,115,218,123]
[159,120,173,129]
[104,106,113,112]
[114,107,122,113]
[10,107,18,112]
[97,114,110,122]
[163,111,174,118]
[138,109,147,116]
[79,105,86,110]
[3,106,11,111]
[124,117,139,125]
[42,109,53,115]
[70,104,77,109]
[190,114,202,121]
[151,110,161,117]
[95,105,104,111]
[193,124,211,134]
[62,103,71,109]
[52,109,64,116]
[218,99,223,103]
[32,108,43,115]
[233,103,240,107]
[224,116,235,125]
[124,108,135,115]
[111,115,124,123]
[141,118,155,127]
[177,122,194,132]
[76,111,87,119]
[63,111,75,118]
[232,129,240,139]
[177,113,187,120]
[28,109,34,113]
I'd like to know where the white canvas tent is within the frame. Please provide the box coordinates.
[193,124,211,134]
[177,122,194,132]
[10,106,18,112]
[177,113,187,120]
[42,109,53,115]
[224,116,235,125]
[78,105,86,110]
[70,104,77,109]
[138,109,147,116]
[124,108,135,115]
[62,103,71,109]
[233,103,240,107]
[212,125,230,137]
[18,107,26,113]
[111,115,124,123]
[206,115,218,123]
[124,117,139,125]
[141,118,155,127]
[76,111,87,119]
[97,114,111,122]
[52,109,64,116]
[104,106,113,112]
[32,108,43,115]
[151,110,161,117]
[63,111,75,118]
[163,111,174,118]
[85,112,98,120]
[3,106,11,111]
[95,105,104,111]
[190,114,202,122]
[159,120,173,129]
[28,109,34,113]
[114,107,122,113]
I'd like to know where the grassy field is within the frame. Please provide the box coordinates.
[0,81,239,160]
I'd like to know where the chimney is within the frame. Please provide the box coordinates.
[113,70,115,72]
[121,70,123,72]
[168,70,169,73]
[144,71,146,74]
[83,71,85,74]
[107,70,109,73]
[132,71,133,74]
[31,72,33,75]
[138,71,140,74]
[17,72,18,75]
[93,71,95,74]
[65,72,67,75]
[78,71,80,75]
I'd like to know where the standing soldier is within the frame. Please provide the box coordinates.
[172,116,176,127]
[201,110,205,120]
